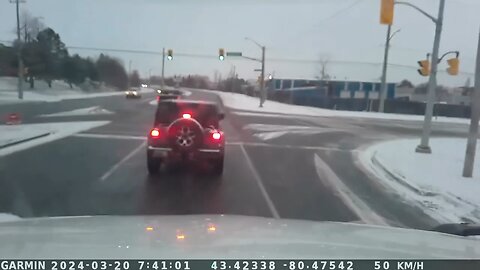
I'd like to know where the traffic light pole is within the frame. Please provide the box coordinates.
[161,47,165,89]
[462,30,480,177]
[415,0,445,154]
[260,46,266,107]
[245,37,266,108]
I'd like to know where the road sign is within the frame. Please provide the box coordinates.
[226,52,242,57]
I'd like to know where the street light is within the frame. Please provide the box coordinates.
[378,26,400,113]
[245,37,266,107]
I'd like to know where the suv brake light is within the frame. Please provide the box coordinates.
[212,131,221,140]
[182,113,191,119]
[150,128,160,138]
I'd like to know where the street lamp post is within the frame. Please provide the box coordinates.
[161,47,165,89]
[245,37,266,107]
[378,26,400,113]
[148,68,153,85]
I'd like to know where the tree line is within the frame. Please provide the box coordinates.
[0,18,129,91]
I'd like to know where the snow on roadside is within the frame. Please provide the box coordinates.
[359,138,480,223]
[0,121,110,156]
[0,91,125,105]
[201,90,472,125]
[38,106,114,117]
[0,213,21,223]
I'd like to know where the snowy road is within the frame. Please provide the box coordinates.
[0,89,472,230]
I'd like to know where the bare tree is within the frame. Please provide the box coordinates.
[16,11,45,42]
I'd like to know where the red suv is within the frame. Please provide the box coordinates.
[147,100,225,176]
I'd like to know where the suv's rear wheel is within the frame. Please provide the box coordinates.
[147,151,162,175]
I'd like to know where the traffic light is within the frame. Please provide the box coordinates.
[417,59,430,76]
[219,48,225,61]
[380,0,394,25]
[167,49,173,60]
[447,57,459,76]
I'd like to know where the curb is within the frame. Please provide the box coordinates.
[370,151,437,197]
[0,132,51,149]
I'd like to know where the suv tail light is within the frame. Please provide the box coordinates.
[212,131,221,140]
[150,128,160,138]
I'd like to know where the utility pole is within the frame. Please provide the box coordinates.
[463,29,480,178]
[379,26,400,112]
[260,46,266,107]
[127,60,132,88]
[415,0,446,154]
[10,0,25,99]
[161,47,165,89]
[245,37,266,108]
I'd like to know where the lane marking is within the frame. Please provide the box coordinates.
[100,142,146,181]
[239,144,280,219]
[74,133,355,152]
[74,133,146,140]
[313,153,388,226]
[228,141,357,152]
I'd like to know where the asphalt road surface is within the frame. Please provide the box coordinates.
[0,89,472,230]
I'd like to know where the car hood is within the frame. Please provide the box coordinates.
[0,215,479,259]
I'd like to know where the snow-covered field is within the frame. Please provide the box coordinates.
[0,121,110,156]
[206,90,472,125]
[0,77,124,105]
[360,138,480,223]
[38,106,114,117]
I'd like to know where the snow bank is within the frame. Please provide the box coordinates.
[38,106,114,117]
[0,77,124,105]
[360,138,480,223]
[206,90,471,124]
[0,121,110,156]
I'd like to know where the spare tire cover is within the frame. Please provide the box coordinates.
[167,118,204,151]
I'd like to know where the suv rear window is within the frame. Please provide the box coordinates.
[155,102,220,127]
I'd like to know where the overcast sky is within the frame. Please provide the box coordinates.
[1,0,479,86]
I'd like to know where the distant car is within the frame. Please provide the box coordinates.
[125,89,141,98]
[155,89,183,101]
[147,100,225,176]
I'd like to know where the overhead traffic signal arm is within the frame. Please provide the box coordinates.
[438,51,460,76]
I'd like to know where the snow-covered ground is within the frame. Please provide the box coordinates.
[38,106,114,117]
[0,121,109,156]
[360,138,480,223]
[205,90,472,125]
[0,77,124,105]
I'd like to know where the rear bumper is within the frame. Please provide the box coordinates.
[148,146,223,159]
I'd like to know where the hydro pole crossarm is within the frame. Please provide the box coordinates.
[395,1,438,24]
[242,56,262,62]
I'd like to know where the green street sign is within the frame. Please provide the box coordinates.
[226,52,242,57]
